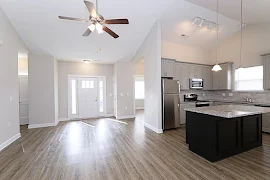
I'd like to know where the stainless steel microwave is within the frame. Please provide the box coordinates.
[189,78,203,89]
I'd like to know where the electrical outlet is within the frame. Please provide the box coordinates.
[8,122,11,127]
[229,93,233,97]
[222,93,226,97]
[127,92,129,96]
[9,96,13,101]
[0,40,3,46]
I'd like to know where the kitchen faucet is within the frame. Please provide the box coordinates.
[241,97,252,103]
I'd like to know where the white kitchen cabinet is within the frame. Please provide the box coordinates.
[174,63,189,90]
[203,66,213,90]
[263,55,270,89]
[189,65,203,79]
[161,59,175,77]
[212,62,233,90]
[180,103,196,125]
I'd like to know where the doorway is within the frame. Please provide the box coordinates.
[19,76,29,125]
[68,76,106,118]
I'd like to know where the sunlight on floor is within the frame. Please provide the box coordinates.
[106,118,128,124]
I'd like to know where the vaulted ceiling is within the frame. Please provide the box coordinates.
[0,0,175,63]
[1,0,269,63]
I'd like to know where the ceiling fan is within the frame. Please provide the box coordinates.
[58,0,129,39]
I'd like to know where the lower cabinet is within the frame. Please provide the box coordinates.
[186,112,262,162]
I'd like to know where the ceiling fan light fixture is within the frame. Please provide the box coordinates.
[212,64,222,71]
[97,28,104,34]
[199,19,204,27]
[96,23,103,31]
[88,24,95,31]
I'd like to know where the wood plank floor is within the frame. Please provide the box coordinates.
[1,111,270,180]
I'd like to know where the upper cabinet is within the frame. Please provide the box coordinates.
[161,58,175,78]
[189,65,203,79]
[263,55,270,89]
[212,62,233,90]
[202,66,213,90]
[175,63,190,90]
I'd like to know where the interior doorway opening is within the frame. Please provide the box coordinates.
[18,54,29,126]
[68,76,106,119]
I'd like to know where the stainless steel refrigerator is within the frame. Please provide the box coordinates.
[162,79,180,130]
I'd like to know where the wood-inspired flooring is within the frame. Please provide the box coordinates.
[1,111,270,180]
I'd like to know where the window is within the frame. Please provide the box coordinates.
[82,80,94,88]
[99,81,104,113]
[135,76,145,99]
[71,80,77,114]
[235,66,263,91]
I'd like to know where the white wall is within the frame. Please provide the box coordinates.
[18,57,28,75]
[133,21,163,133]
[57,61,114,118]
[210,24,270,68]
[0,8,28,150]
[114,61,135,119]
[162,41,213,65]
[28,54,58,127]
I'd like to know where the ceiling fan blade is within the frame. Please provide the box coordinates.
[82,29,92,36]
[103,26,119,39]
[58,16,89,22]
[105,19,129,24]
[84,1,97,17]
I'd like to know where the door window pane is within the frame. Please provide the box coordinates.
[71,80,77,114]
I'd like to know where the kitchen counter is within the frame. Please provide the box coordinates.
[185,104,270,118]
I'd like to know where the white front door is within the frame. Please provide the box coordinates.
[78,77,98,118]
[19,76,29,125]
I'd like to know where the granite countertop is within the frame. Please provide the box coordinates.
[184,105,270,118]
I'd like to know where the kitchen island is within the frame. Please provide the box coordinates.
[185,105,270,162]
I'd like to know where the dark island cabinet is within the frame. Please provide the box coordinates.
[186,112,262,162]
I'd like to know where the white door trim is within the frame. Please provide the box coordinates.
[68,75,107,119]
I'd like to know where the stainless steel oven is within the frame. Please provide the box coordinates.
[189,78,203,89]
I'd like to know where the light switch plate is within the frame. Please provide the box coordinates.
[0,40,3,46]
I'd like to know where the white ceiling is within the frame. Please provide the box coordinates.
[0,0,175,63]
[186,0,270,24]
[161,0,241,48]
[1,0,269,63]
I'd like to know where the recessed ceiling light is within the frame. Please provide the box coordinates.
[83,60,90,64]
[181,34,188,38]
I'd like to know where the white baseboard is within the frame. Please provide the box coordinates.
[105,114,114,117]
[59,118,71,122]
[28,121,58,129]
[135,107,144,110]
[0,133,21,152]
[263,127,270,133]
[116,115,135,120]
[144,123,163,133]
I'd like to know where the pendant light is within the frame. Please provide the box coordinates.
[212,0,222,72]
[239,0,244,70]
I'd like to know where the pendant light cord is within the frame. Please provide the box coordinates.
[216,0,219,65]
[240,0,243,68]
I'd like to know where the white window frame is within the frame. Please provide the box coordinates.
[68,75,107,118]
[234,66,264,92]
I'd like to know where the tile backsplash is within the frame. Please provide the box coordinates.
[180,90,270,105]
